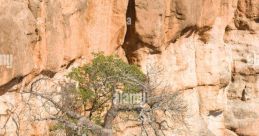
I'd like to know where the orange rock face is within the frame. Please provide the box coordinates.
[0,0,128,88]
[0,0,259,135]
[123,0,259,135]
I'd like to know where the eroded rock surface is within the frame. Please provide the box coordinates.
[122,0,259,136]
[0,0,128,89]
[0,0,259,135]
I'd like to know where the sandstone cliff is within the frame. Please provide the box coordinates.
[0,0,259,136]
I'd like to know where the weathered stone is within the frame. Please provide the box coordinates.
[1,0,259,135]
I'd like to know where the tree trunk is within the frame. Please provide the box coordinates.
[102,106,118,136]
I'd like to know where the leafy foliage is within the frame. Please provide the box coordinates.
[15,53,188,136]
[68,53,146,124]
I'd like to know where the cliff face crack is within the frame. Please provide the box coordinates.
[122,0,138,64]
[122,0,161,64]
[0,76,24,95]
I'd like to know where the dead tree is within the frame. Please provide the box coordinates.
[2,54,188,136]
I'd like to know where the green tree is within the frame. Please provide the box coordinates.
[67,53,146,135]
[20,53,187,136]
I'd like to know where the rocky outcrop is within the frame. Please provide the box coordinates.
[0,0,128,90]
[0,0,129,135]
[0,0,259,135]
[122,0,259,136]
